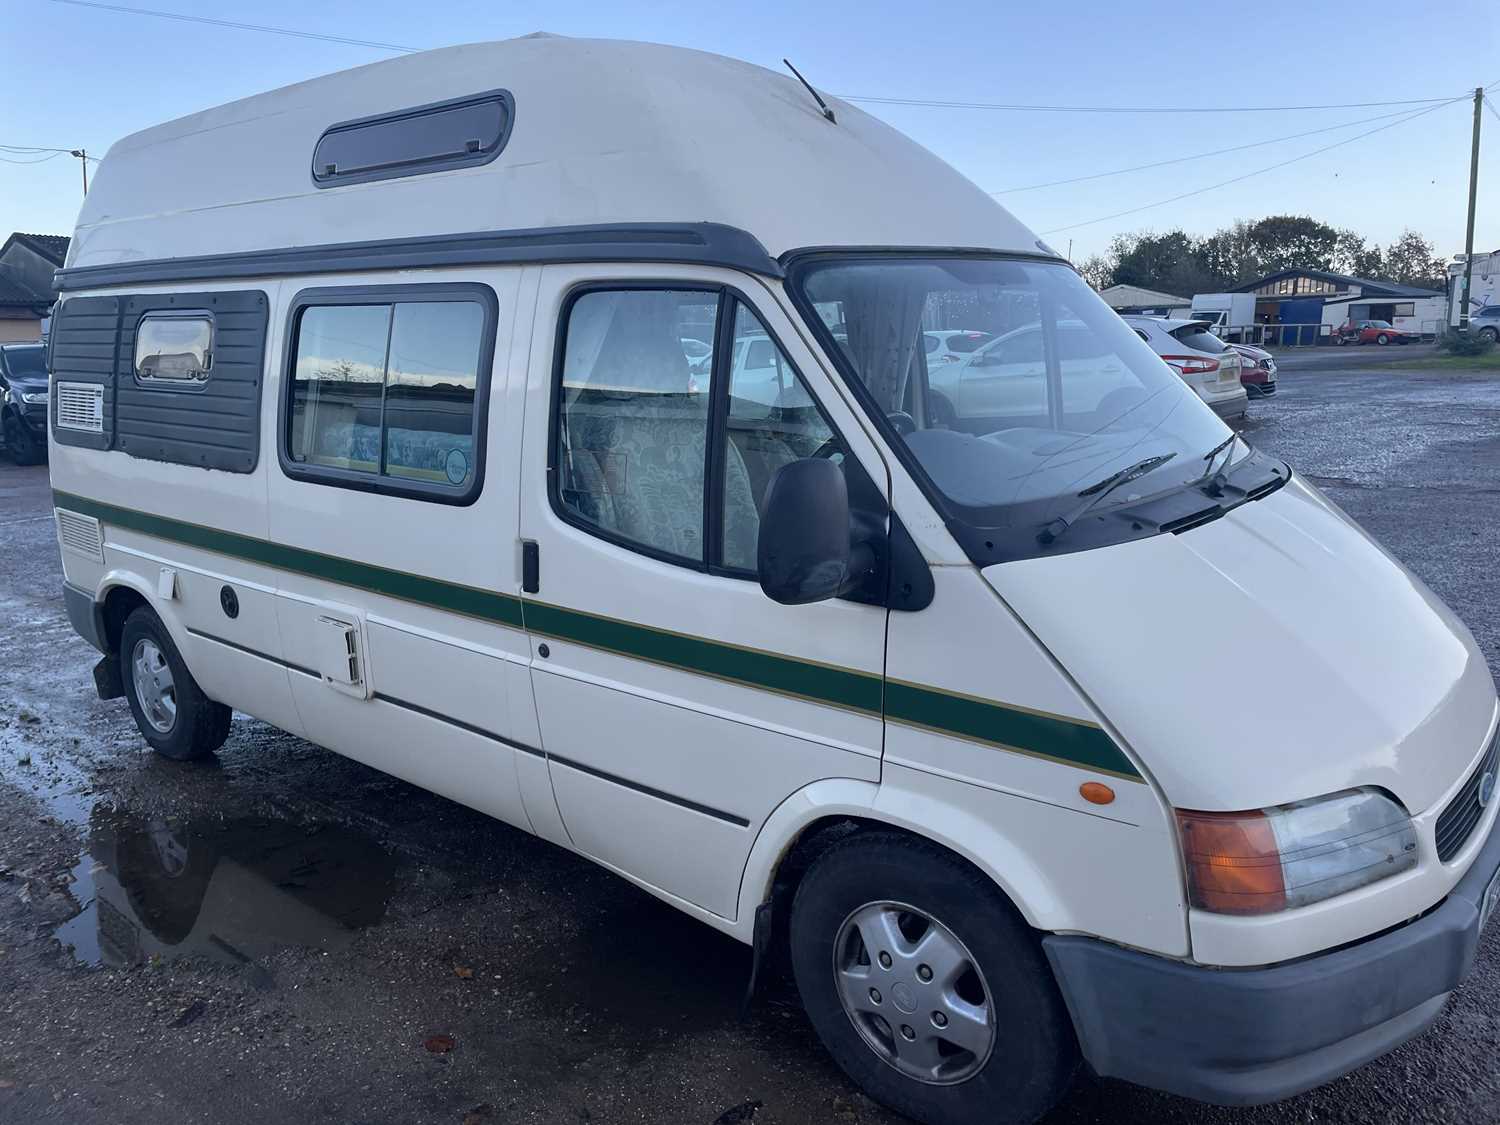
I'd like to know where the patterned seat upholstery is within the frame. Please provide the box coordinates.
[559,301,761,564]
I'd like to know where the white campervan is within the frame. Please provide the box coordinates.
[48,37,1499,1125]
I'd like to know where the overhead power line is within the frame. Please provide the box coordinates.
[1486,93,1500,127]
[43,2,1485,118]
[0,143,99,161]
[50,0,421,53]
[0,151,65,165]
[990,104,1439,194]
[1041,96,1465,235]
[842,93,1461,114]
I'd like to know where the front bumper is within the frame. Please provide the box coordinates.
[1044,812,1500,1106]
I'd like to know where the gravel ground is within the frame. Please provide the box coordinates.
[1,361,1498,1125]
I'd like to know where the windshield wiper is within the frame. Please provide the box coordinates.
[1038,453,1178,547]
[1196,434,1239,495]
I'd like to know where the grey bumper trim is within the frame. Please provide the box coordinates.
[1045,813,1500,1106]
[63,582,106,653]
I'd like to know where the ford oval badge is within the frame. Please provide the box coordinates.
[1479,771,1496,809]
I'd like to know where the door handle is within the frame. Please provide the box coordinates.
[521,540,539,594]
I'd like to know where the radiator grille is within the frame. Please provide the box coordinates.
[1435,730,1500,863]
[55,509,104,564]
[56,381,104,432]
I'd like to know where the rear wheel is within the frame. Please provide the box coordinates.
[790,833,1077,1125]
[1376,333,1390,345]
[120,606,230,761]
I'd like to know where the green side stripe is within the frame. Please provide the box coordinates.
[886,681,1140,780]
[523,600,884,715]
[53,490,1140,781]
[54,490,525,629]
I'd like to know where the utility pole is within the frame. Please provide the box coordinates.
[1459,88,1482,329]
[69,148,88,196]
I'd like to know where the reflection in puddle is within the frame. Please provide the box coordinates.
[55,807,399,970]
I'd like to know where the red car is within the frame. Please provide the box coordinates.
[1332,319,1420,346]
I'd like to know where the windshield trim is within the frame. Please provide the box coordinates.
[783,250,1288,567]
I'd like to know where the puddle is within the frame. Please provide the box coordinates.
[54,807,399,971]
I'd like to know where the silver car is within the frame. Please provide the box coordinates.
[1470,305,1500,344]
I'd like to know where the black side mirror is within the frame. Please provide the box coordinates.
[757,458,865,605]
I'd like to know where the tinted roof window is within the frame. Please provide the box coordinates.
[314,93,511,185]
[1168,325,1227,353]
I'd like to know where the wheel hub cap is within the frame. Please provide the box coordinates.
[131,638,177,734]
[832,901,995,1085]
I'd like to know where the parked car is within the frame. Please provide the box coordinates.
[923,328,992,367]
[1229,341,1277,398]
[49,36,1500,1125]
[1121,316,1248,419]
[1469,305,1500,344]
[1333,319,1420,346]
[0,342,49,464]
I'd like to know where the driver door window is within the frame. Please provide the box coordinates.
[553,288,843,579]
[720,303,840,572]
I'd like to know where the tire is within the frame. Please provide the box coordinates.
[1376,333,1390,345]
[2,413,42,465]
[1478,327,1497,344]
[120,606,231,760]
[790,833,1077,1125]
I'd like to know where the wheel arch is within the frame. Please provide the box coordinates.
[93,572,166,658]
[737,777,1058,942]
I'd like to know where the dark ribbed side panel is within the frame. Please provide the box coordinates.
[114,290,268,473]
[48,295,119,451]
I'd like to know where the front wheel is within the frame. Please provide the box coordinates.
[120,606,231,760]
[1479,327,1498,344]
[790,833,1077,1125]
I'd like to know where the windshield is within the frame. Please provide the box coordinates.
[2,347,46,379]
[790,255,1232,551]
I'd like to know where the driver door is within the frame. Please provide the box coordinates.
[516,265,890,921]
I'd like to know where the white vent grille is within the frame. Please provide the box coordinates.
[55,509,104,563]
[56,381,104,433]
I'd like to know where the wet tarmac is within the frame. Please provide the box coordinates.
[1,361,1499,1124]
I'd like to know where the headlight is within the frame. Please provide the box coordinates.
[1177,788,1417,916]
[21,390,47,405]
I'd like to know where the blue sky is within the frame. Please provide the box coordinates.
[3,0,1497,261]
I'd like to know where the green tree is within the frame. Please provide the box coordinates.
[1379,229,1448,290]
[1245,215,1340,273]
[1195,220,1260,288]
[1333,229,1385,278]
[1075,253,1113,291]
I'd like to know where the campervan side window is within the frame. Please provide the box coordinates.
[552,286,845,575]
[312,91,514,187]
[281,284,496,504]
[134,312,213,384]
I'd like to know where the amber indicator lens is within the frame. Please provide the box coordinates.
[1079,782,1115,805]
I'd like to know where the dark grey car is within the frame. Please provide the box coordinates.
[0,342,49,464]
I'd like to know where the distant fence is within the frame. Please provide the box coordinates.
[1210,320,1444,347]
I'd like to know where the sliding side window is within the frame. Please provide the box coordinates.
[282,285,495,504]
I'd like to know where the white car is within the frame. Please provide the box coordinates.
[1122,316,1248,419]
[931,320,1132,423]
[923,328,992,368]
